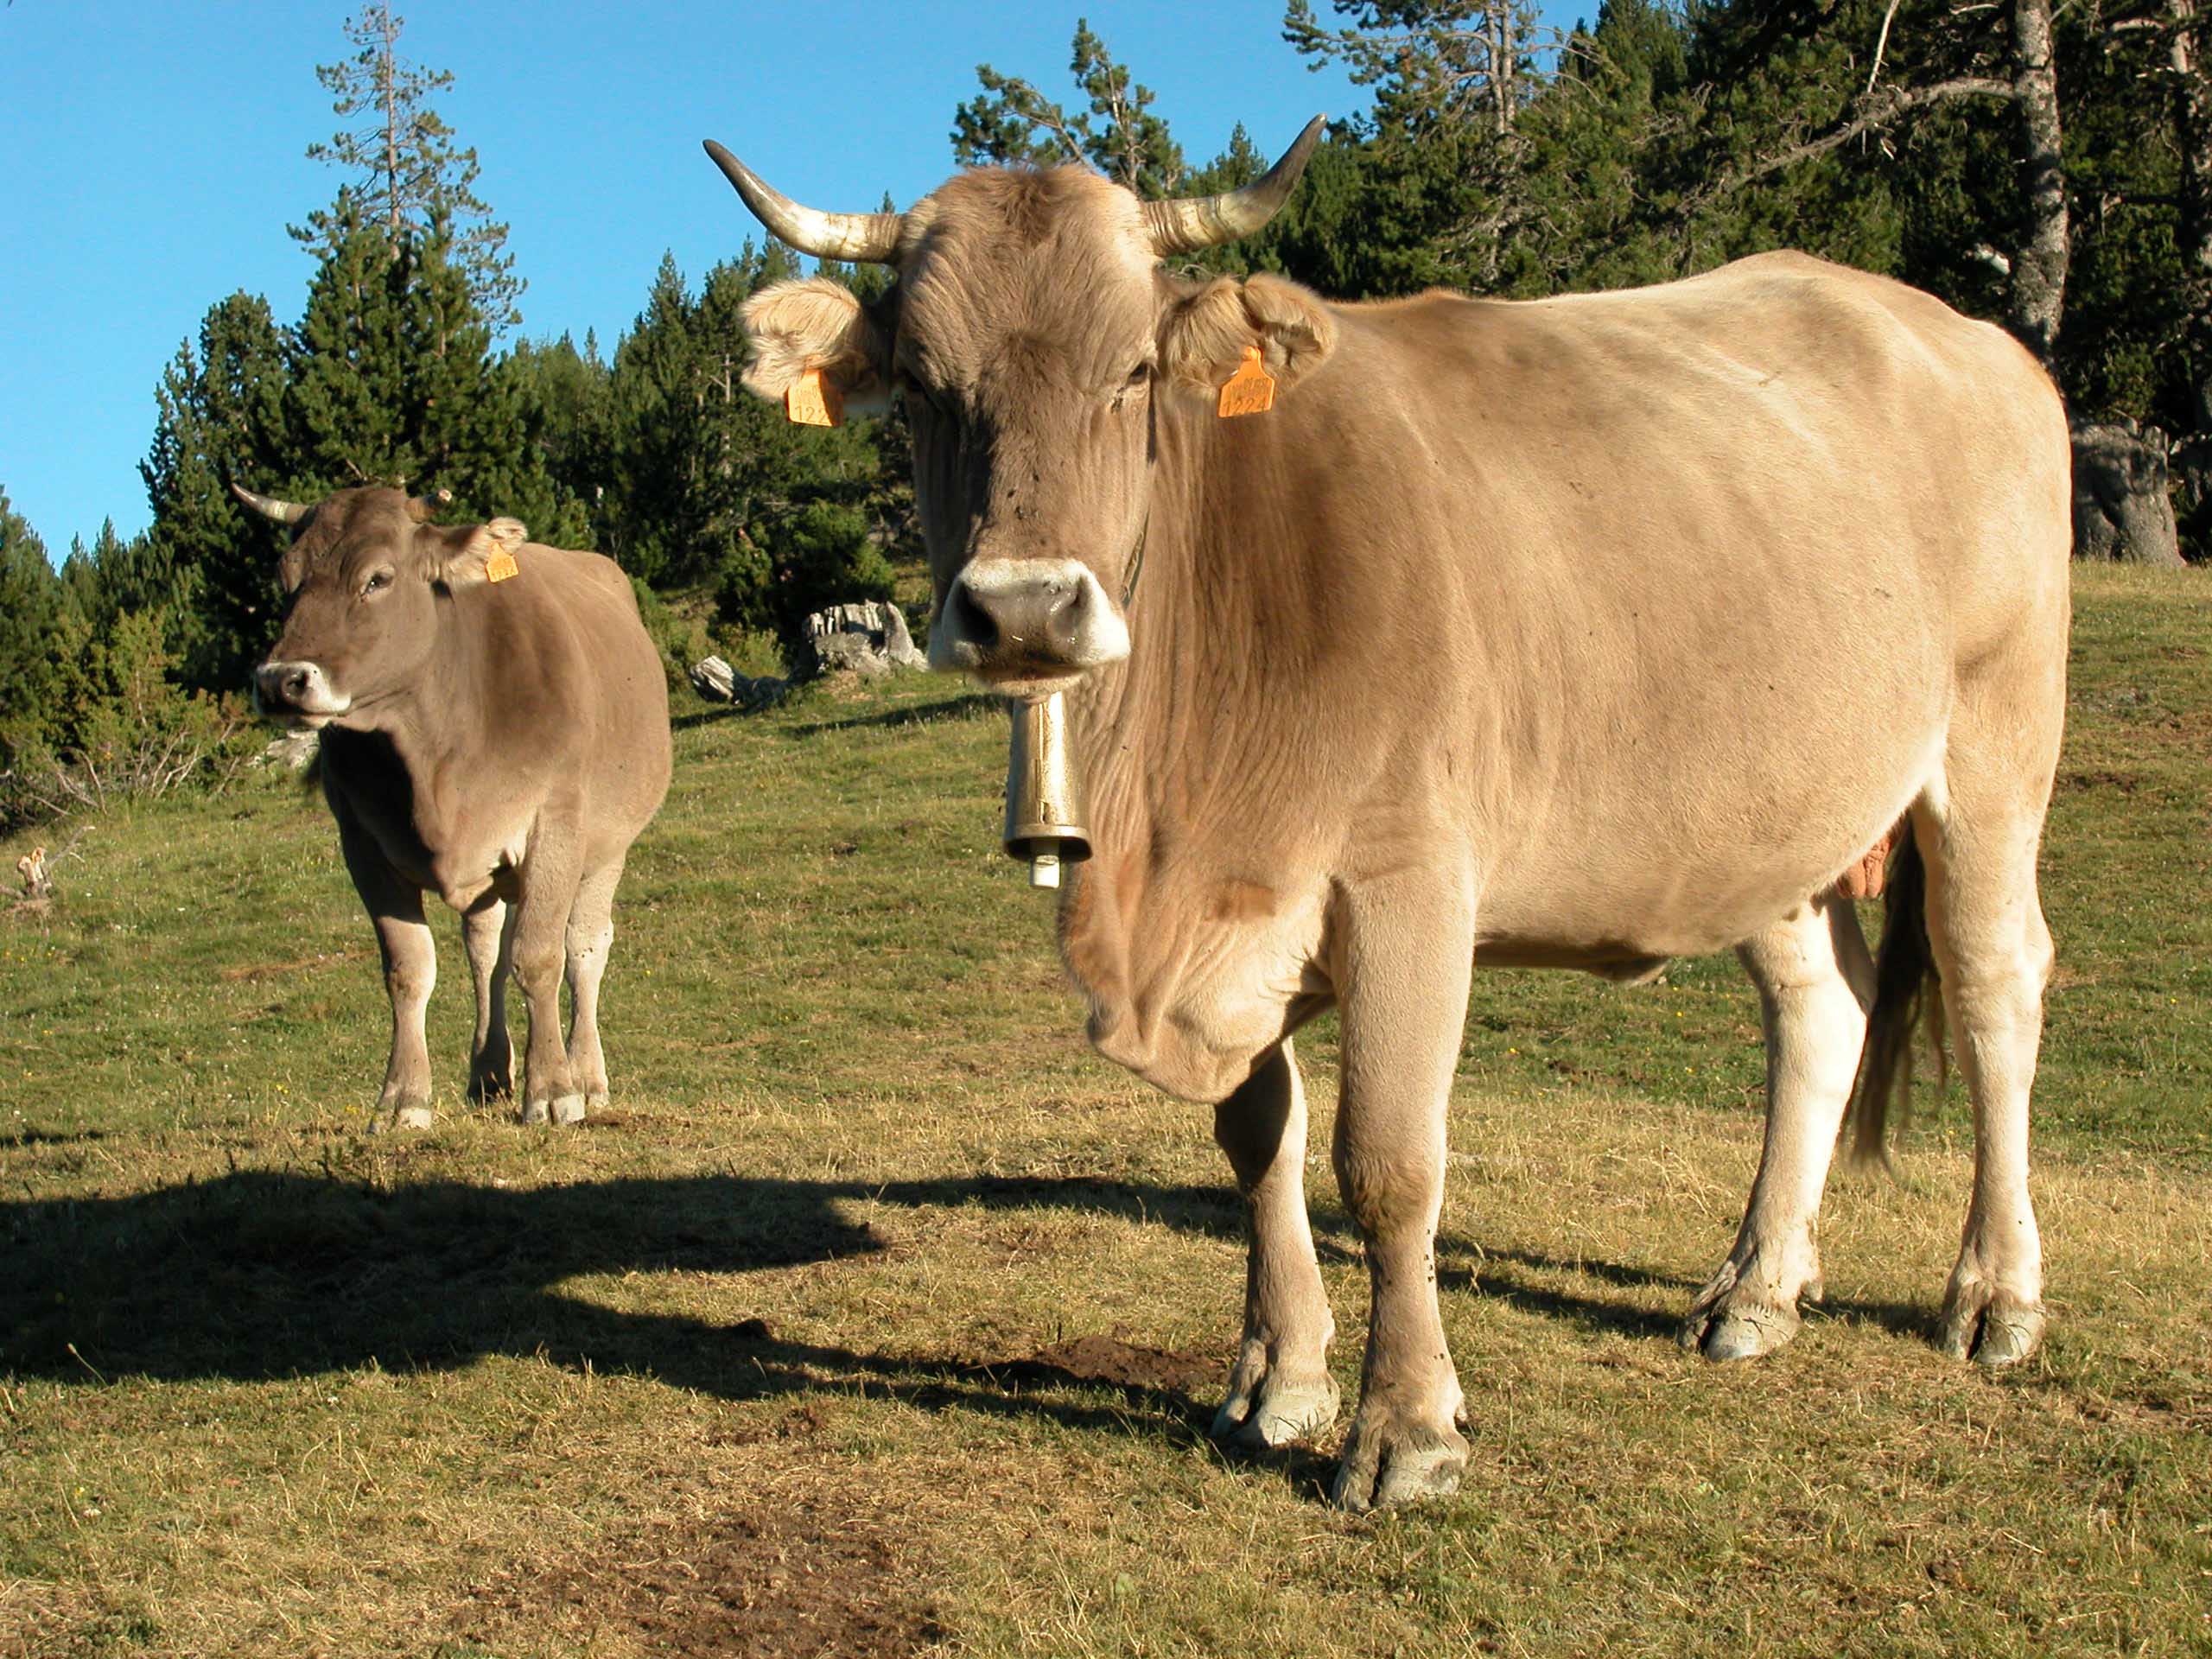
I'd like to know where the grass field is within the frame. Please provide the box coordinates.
[3,564,2208,1657]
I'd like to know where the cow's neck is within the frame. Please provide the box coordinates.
[334,610,486,820]
[1056,407,1327,1052]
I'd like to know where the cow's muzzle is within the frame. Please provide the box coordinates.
[931,559,1130,683]
[254,659,350,724]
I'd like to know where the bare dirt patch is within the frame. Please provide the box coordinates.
[457,1485,944,1658]
[963,1331,1220,1398]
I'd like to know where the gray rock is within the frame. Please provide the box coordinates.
[800,601,928,678]
[690,655,739,702]
[690,655,788,710]
[2073,419,2184,567]
[257,729,321,771]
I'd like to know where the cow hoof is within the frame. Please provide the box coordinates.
[1680,1255,1808,1362]
[1939,1285,2044,1367]
[1211,1370,1340,1452]
[518,1098,550,1127]
[1329,1414,1468,1515]
[583,1090,609,1113]
[367,1101,432,1135]
[1679,1299,1800,1363]
[549,1093,588,1126]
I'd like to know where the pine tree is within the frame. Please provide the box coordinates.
[953,18,1187,192]
[140,291,291,693]
[291,3,523,332]
[285,194,409,492]
[0,488,76,768]
[285,207,584,542]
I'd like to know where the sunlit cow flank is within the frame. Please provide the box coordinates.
[704,121,2071,1511]
[237,485,672,1131]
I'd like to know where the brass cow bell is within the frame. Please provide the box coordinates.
[1003,693,1091,890]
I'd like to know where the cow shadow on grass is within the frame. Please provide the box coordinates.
[0,1161,1921,1473]
[1436,1245,1931,1347]
[0,1166,1256,1453]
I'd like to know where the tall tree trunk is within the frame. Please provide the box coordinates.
[2008,0,2068,369]
[376,6,402,242]
[2173,1,2212,430]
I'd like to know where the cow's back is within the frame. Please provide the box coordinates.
[1145,251,2069,960]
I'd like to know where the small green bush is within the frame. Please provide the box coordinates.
[715,501,896,662]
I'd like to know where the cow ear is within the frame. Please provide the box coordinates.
[1160,272,1337,406]
[740,276,889,421]
[436,517,528,588]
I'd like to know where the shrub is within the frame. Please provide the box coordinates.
[0,607,257,832]
[715,501,896,662]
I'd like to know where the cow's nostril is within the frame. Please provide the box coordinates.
[283,669,310,699]
[948,584,998,651]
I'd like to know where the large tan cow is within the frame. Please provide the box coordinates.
[703,121,2071,1511]
[237,485,672,1131]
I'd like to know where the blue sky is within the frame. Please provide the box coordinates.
[1,1,1576,556]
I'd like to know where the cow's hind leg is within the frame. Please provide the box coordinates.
[511,832,586,1127]
[563,858,625,1113]
[1327,874,1475,1513]
[336,812,436,1132]
[1916,760,2054,1365]
[461,896,515,1103]
[1682,899,1872,1359]
[1211,1037,1340,1452]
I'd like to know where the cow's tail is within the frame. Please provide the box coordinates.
[1841,823,1943,1167]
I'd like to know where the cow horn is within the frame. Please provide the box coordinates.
[230,482,310,525]
[702,141,906,263]
[1142,114,1327,257]
[404,488,453,523]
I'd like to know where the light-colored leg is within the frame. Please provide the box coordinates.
[461,897,514,1103]
[1211,1038,1340,1451]
[336,811,436,1133]
[511,833,585,1128]
[563,860,625,1113]
[1916,779,2052,1364]
[1682,899,1872,1359]
[1328,874,1475,1514]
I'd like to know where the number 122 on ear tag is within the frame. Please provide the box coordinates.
[785,367,843,428]
[1217,346,1275,418]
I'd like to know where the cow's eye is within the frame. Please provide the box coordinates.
[1124,361,1151,390]
[362,569,393,597]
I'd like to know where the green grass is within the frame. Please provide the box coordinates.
[2,566,2209,1656]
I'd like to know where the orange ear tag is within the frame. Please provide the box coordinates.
[1217,346,1276,419]
[785,367,843,428]
[485,549,519,583]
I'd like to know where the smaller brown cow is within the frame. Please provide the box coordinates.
[236,485,672,1129]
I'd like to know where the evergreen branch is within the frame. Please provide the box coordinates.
[1684,76,2014,213]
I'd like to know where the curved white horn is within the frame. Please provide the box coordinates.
[230,482,310,525]
[1142,115,1327,256]
[702,141,906,263]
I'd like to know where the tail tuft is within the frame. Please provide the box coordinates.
[1842,824,1940,1166]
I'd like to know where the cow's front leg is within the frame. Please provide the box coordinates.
[1328,875,1474,1514]
[508,835,586,1126]
[1211,1038,1340,1452]
[1682,899,1871,1359]
[337,813,436,1132]
[460,895,515,1103]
